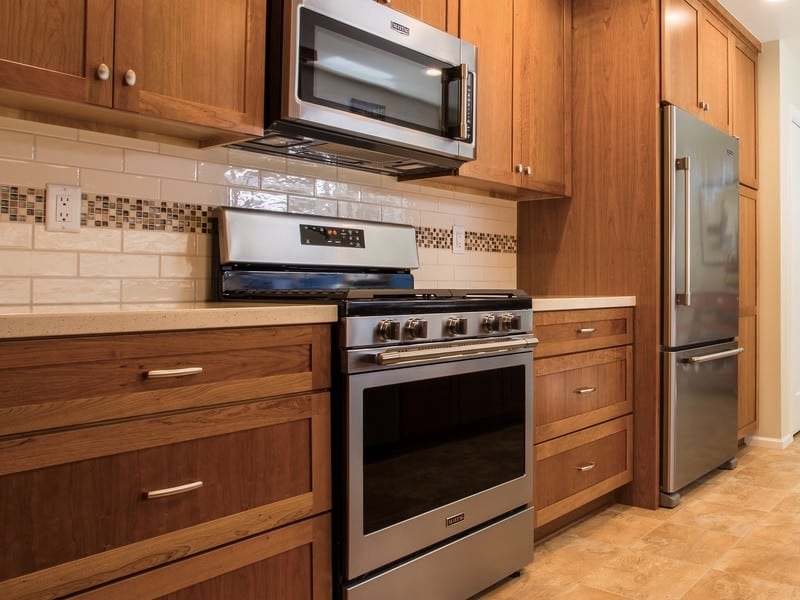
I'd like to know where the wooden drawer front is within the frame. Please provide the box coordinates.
[72,514,332,600]
[534,346,633,443]
[0,324,330,436]
[534,307,633,357]
[0,394,331,599]
[534,415,633,527]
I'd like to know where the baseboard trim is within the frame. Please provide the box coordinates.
[744,434,794,449]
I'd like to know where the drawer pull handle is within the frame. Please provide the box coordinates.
[576,463,596,472]
[145,481,203,499]
[575,387,597,395]
[577,327,597,334]
[146,367,204,379]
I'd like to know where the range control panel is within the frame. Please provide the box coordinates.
[300,224,365,248]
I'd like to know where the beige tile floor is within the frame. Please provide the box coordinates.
[478,439,800,599]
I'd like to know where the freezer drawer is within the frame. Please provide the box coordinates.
[661,341,742,499]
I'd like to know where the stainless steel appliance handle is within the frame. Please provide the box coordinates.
[458,63,469,141]
[676,156,691,306]
[375,335,538,366]
[683,347,744,364]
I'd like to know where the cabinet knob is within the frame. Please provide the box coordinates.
[523,165,532,176]
[514,163,524,173]
[699,101,710,111]
[124,69,137,86]
[96,63,110,81]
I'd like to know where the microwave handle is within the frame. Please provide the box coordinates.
[444,64,471,141]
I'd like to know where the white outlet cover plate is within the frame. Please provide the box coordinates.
[46,183,81,232]
[452,225,466,254]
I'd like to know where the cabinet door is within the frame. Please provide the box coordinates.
[377,0,448,30]
[513,0,571,196]
[738,185,757,437]
[0,0,113,106]
[662,0,702,119]
[113,0,265,136]
[733,39,758,189]
[698,9,733,133]
[456,0,516,187]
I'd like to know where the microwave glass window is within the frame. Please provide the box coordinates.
[299,9,451,135]
[360,364,527,535]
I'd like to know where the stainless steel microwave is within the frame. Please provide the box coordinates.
[231,0,477,178]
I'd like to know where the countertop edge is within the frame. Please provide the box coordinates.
[0,303,339,340]
[533,296,636,312]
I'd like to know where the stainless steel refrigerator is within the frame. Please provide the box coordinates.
[660,104,743,508]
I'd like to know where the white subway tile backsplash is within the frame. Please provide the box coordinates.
[0,116,77,140]
[361,187,403,207]
[287,195,337,216]
[33,278,121,304]
[34,225,123,252]
[336,166,381,187]
[80,169,160,199]
[337,200,380,221]
[316,179,361,201]
[0,130,34,160]
[199,162,260,188]
[261,172,315,195]
[195,278,213,302]
[0,222,33,248]
[123,230,195,255]
[196,233,213,257]
[78,130,160,152]
[381,206,420,227]
[161,178,227,206]
[0,250,77,276]
[160,255,208,279]
[228,148,287,172]
[80,253,160,278]
[160,141,229,163]
[0,278,31,304]
[36,137,124,171]
[229,188,288,211]
[287,158,337,180]
[121,279,195,303]
[125,150,197,180]
[0,159,79,188]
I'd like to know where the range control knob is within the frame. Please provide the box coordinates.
[445,316,468,336]
[376,319,401,341]
[481,314,501,332]
[405,318,428,339]
[501,313,522,331]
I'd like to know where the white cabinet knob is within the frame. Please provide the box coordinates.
[96,63,110,81]
[514,163,524,173]
[524,165,532,175]
[124,69,137,86]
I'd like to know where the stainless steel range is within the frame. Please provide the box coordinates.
[214,206,536,600]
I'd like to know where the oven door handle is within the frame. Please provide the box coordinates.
[374,335,539,366]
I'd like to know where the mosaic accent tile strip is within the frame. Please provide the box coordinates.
[416,227,516,254]
[0,184,517,252]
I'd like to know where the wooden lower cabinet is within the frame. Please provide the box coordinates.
[0,324,332,600]
[533,307,634,529]
[72,515,332,600]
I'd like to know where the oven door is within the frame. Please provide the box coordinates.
[284,0,476,159]
[344,347,533,580]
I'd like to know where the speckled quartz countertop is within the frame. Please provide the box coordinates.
[532,296,636,311]
[0,303,339,340]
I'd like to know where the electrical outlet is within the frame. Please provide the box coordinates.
[46,184,81,232]
[452,225,466,254]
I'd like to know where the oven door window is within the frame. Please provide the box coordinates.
[298,8,459,136]
[357,361,527,535]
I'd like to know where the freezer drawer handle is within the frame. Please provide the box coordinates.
[676,156,692,306]
[146,367,204,379]
[144,480,203,499]
[575,387,597,395]
[683,347,744,364]
[576,463,596,472]
[577,327,596,334]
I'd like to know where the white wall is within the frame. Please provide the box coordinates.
[752,38,800,447]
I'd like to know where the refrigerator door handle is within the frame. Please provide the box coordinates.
[682,347,744,364]
[676,156,691,307]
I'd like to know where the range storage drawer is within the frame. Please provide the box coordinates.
[0,394,331,600]
[534,415,633,527]
[534,346,633,443]
[0,325,331,436]
[69,515,332,600]
[534,307,633,358]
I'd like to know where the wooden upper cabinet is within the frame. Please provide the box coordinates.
[455,0,571,198]
[662,0,733,132]
[733,38,758,189]
[0,0,114,106]
[376,0,448,30]
[0,0,265,141]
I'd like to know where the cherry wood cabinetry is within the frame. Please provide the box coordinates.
[733,39,759,189]
[0,324,331,600]
[738,185,758,438]
[0,0,265,145]
[431,0,571,199]
[533,307,634,529]
[662,0,734,133]
[373,0,449,30]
